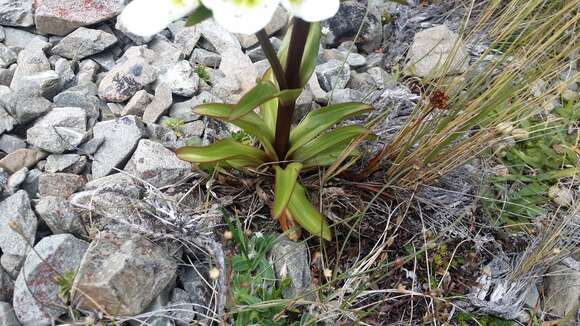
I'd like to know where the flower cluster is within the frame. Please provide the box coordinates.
[120,0,340,37]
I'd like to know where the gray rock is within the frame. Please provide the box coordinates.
[52,27,117,60]
[0,255,23,280]
[5,167,27,194]
[316,59,351,91]
[1,89,54,124]
[270,237,312,299]
[307,73,328,103]
[544,264,580,319]
[0,302,20,326]
[322,1,383,53]
[190,48,221,68]
[13,234,88,326]
[26,107,87,154]
[147,123,181,150]
[122,90,152,117]
[84,172,142,199]
[34,0,124,36]
[45,154,81,173]
[0,149,47,174]
[0,135,25,154]
[20,169,42,199]
[38,173,85,198]
[219,48,257,98]
[35,196,86,235]
[0,25,3,41]
[329,88,363,104]
[169,91,219,122]
[405,25,469,77]
[0,0,33,27]
[0,168,7,198]
[17,70,61,99]
[181,120,205,138]
[0,44,17,69]
[0,191,37,261]
[0,66,15,86]
[0,105,17,135]
[368,67,396,90]
[125,139,191,188]
[173,24,201,57]
[53,85,104,127]
[0,267,14,302]
[158,61,199,97]
[321,49,366,68]
[72,232,177,315]
[143,84,173,124]
[198,19,241,54]
[235,6,288,48]
[91,116,147,178]
[179,266,211,318]
[347,71,376,93]
[9,40,54,95]
[149,36,184,73]
[98,55,158,103]
[1,27,46,50]
[76,59,100,85]
[365,52,384,69]
[168,288,196,325]
[54,58,76,88]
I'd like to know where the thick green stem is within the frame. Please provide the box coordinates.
[256,29,287,90]
[274,18,311,161]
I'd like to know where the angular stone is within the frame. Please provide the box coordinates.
[121,90,152,117]
[17,70,61,99]
[72,232,177,315]
[321,48,366,68]
[54,58,75,88]
[322,1,383,53]
[124,139,191,188]
[0,267,14,302]
[0,0,33,27]
[190,48,221,68]
[38,173,85,198]
[0,44,17,68]
[35,196,86,235]
[235,6,288,48]
[149,36,184,73]
[0,191,37,259]
[347,71,375,94]
[13,234,88,326]
[146,123,180,150]
[1,89,54,125]
[1,27,46,50]
[181,120,205,138]
[0,105,17,135]
[544,264,580,319]
[53,85,104,127]
[35,0,125,36]
[368,67,396,90]
[329,88,363,103]
[143,84,173,124]
[315,59,351,91]
[0,255,23,280]
[45,154,83,173]
[158,60,199,97]
[0,67,15,86]
[5,167,27,195]
[98,56,158,103]
[91,116,146,178]
[405,25,470,77]
[0,149,47,174]
[52,27,117,60]
[0,302,20,326]
[9,39,53,95]
[270,237,312,299]
[169,91,219,122]
[26,107,87,154]
[219,48,257,95]
[198,19,241,54]
[84,173,142,199]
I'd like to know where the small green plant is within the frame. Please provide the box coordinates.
[226,219,296,325]
[56,270,77,304]
[195,64,211,84]
[177,14,374,240]
[162,117,186,137]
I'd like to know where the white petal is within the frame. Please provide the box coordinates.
[281,0,339,22]
[204,0,280,35]
[119,0,199,37]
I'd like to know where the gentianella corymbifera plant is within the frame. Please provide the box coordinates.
[121,0,374,240]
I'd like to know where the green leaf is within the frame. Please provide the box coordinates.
[229,81,301,120]
[194,103,277,158]
[185,5,212,26]
[176,138,268,167]
[288,102,373,157]
[273,163,303,218]
[299,23,322,88]
[291,125,373,161]
[261,69,279,134]
[287,183,331,241]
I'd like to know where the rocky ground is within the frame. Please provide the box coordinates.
[0,0,578,325]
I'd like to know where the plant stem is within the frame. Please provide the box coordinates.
[256,29,287,90]
[274,18,311,160]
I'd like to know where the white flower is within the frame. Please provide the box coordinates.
[281,0,340,22]
[201,0,279,35]
[119,0,200,37]
[254,231,264,238]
